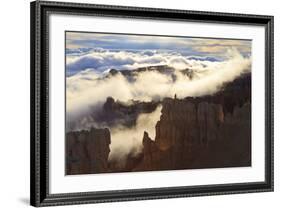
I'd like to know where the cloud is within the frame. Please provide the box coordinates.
[66,48,251,120]
[66,51,136,76]
[66,48,219,76]
[66,32,251,59]
[108,105,162,165]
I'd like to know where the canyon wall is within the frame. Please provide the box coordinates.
[133,73,251,171]
[133,98,251,171]
[66,127,111,175]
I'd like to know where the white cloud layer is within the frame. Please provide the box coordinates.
[66,48,251,117]
[109,105,162,165]
[66,48,224,76]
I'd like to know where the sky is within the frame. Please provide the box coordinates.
[65,31,251,76]
[66,31,251,56]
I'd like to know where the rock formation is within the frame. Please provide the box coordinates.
[66,127,111,175]
[133,98,251,171]
[107,65,196,81]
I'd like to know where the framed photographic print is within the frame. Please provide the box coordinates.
[30,0,274,207]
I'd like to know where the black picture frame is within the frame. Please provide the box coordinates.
[30,0,274,207]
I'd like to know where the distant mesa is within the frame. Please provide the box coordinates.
[108,68,119,76]
[188,56,220,62]
[106,65,196,80]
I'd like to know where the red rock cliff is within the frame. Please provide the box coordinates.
[134,97,251,171]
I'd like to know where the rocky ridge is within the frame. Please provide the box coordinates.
[66,72,251,174]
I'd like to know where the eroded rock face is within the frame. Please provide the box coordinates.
[66,127,111,175]
[197,102,224,144]
[134,99,251,171]
[95,97,160,128]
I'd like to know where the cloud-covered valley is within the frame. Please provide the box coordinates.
[66,48,251,118]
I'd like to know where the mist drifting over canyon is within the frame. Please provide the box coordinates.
[65,32,252,174]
